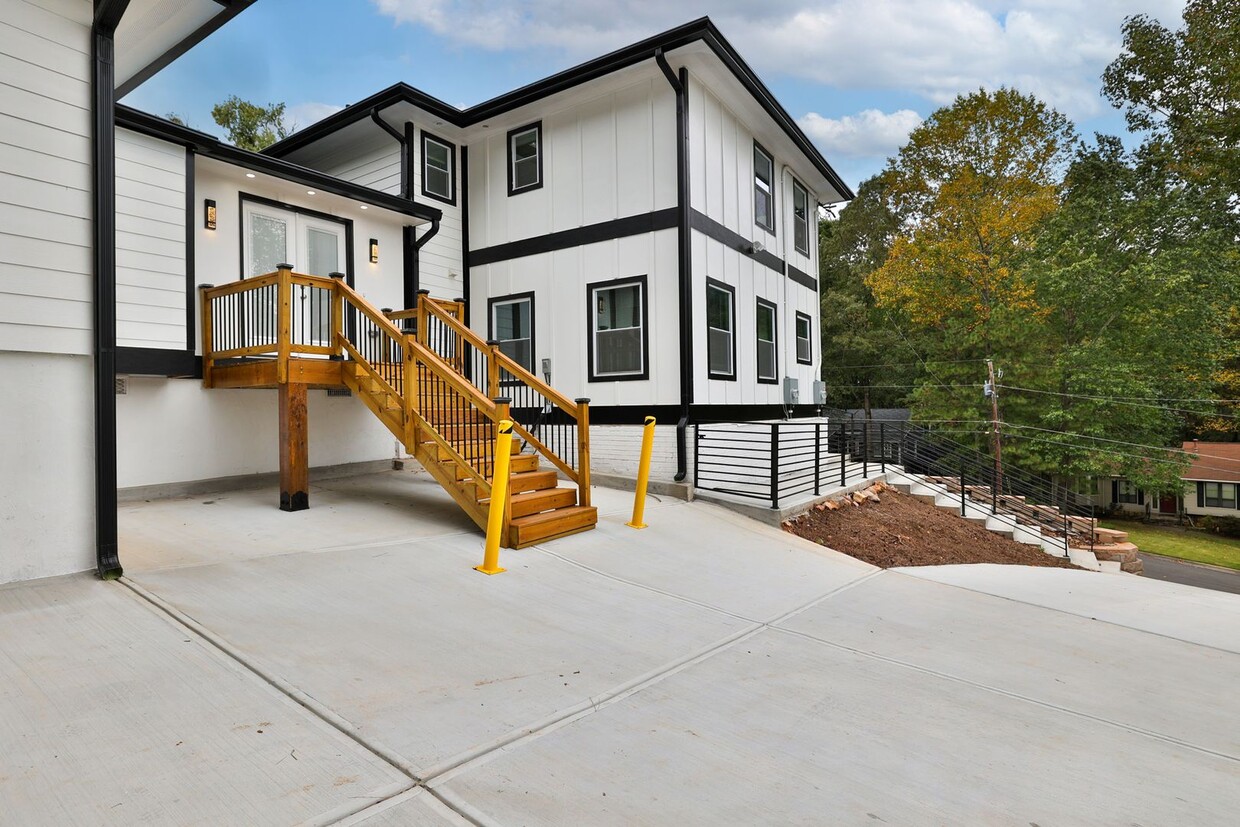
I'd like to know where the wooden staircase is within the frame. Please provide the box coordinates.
[200,267,596,548]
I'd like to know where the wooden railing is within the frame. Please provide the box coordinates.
[200,267,506,503]
[410,294,591,506]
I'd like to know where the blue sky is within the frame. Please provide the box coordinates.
[125,0,1187,193]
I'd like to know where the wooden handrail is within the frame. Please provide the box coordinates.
[337,279,407,343]
[421,297,579,417]
[386,308,417,321]
[202,271,279,299]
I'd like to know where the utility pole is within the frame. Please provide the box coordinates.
[985,359,1003,495]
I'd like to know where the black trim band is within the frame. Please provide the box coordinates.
[690,210,785,274]
[469,208,678,266]
[787,263,817,290]
[116,347,201,377]
[586,404,824,425]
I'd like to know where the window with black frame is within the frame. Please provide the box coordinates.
[707,280,735,379]
[589,277,645,380]
[756,298,777,383]
[1202,482,1238,509]
[795,312,812,364]
[754,142,775,232]
[490,294,533,374]
[792,178,810,255]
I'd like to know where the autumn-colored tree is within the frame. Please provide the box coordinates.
[867,88,1077,351]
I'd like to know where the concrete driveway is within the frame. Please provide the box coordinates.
[3,470,1239,825]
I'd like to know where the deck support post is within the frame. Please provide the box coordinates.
[279,382,309,511]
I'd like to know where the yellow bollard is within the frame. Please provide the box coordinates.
[627,415,656,529]
[476,418,514,574]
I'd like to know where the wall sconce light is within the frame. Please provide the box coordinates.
[745,240,765,255]
[204,199,217,231]
[369,238,379,264]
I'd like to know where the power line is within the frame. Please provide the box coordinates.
[1001,432,1240,479]
[998,384,1240,421]
[1000,424,1205,456]
[824,358,989,370]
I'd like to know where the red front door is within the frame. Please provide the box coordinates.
[1159,495,1178,514]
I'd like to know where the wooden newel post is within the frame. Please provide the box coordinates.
[485,339,502,399]
[199,284,215,388]
[416,289,430,347]
[576,398,591,508]
[276,263,293,384]
[329,271,344,359]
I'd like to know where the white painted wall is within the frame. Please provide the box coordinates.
[116,127,187,349]
[469,228,680,407]
[115,377,397,489]
[686,74,821,408]
[318,134,464,302]
[468,72,677,250]
[0,351,95,583]
[0,0,96,584]
[0,0,94,356]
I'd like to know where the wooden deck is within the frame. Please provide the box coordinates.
[209,357,349,389]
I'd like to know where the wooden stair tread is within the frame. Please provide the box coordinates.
[509,504,598,547]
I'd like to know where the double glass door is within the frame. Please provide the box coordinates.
[243,201,346,348]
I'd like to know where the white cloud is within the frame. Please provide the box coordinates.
[798,109,922,159]
[284,101,343,134]
[370,0,1186,121]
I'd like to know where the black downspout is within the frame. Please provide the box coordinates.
[93,0,130,579]
[656,49,693,482]
[369,109,411,200]
[408,219,441,308]
[460,146,470,320]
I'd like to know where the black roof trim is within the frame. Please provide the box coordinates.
[117,1,259,98]
[115,104,442,222]
[262,17,853,200]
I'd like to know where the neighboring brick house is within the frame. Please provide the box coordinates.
[1097,441,1240,519]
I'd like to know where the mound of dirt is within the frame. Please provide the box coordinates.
[784,485,1080,570]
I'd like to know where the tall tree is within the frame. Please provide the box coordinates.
[1102,0,1240,195]
[818,172,918,414]
[867,87,1077,351]
[1018,137,1238,490]
[211,96,290,151]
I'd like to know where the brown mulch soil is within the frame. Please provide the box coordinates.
[784,485,1080,569]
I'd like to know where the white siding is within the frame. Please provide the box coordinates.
[469,228,680,408]
[687,75,821,408]
[468,74,676,250]
[0,0,93,356]
[116,128,187,350]
[319,137,465,303]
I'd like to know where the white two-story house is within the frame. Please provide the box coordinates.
[0,5,851,585]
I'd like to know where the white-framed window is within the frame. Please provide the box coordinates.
[421,132,455,204]
[1116,479,1141,505]
[756,298,777,384]
[706,279,735,380]
[795,312,812,365]
[508,122,542,195]
[588,275,646,381]
[489,293,534,373]
[754,142,775,232]
[792,178,810,255]
[1202,482,1238,509]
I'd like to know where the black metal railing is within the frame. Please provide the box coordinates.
[694,416,1095,556]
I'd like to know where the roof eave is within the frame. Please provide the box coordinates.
[115,104,442,223]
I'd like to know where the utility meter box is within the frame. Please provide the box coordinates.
[813,380,828,405]
[783,377,800,405]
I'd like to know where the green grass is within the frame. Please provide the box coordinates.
[1101,520,1240,570]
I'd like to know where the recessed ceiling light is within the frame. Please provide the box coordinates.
[245,172,255,178]
[359,205,368,209]
[306,190,316,195]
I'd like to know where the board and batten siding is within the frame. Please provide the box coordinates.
[468,72,677,250]
[115,127,187,350]
[319,136,464,303]
[686,74,821,407]
[0,0,94,356]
